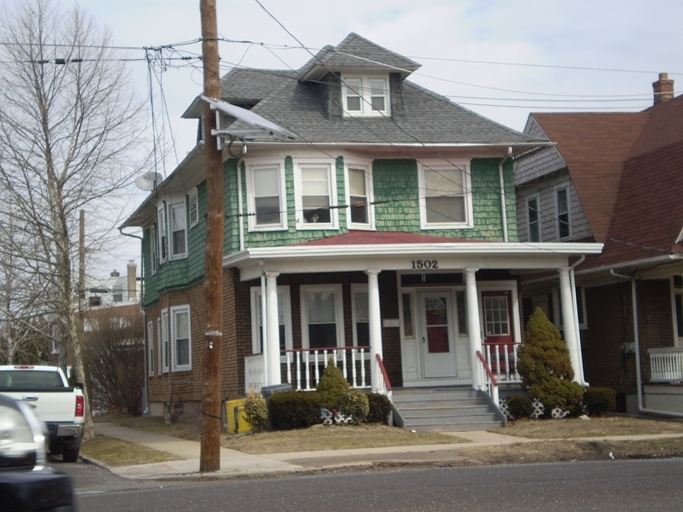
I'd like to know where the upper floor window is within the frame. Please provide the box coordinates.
[556,186,571,240]
[342,76,390,117]
[294,159,338,229]
[527,196,541,242]
[418,160,473,229]
[188,188,199,228]
[149,226,157,275]
[168,199,187,260]
[157,204,167,264]
[346,161,374,230]
[247,162,287,231]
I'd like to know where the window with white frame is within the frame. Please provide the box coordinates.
[346,162,374,229]
[250,286,292,354]
[301,285,344,349]
[147,321,154,376]
[556,186,571,240]
[150,226,157,275]
[342,76,390,117]
[247,162,287,230]
[418,160,473,229]
[168,200,187,259]
[351,285,369,347]
[160,311,169,373]
[295,160,338,228]
[188,188,199,228]
[157,204,167,264]
[527,195,541,242]
[171,305,191,371]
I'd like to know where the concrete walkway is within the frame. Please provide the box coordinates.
[90,423,683,480]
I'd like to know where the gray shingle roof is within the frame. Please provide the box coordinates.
[218,33,544,146]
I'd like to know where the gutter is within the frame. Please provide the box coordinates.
[610,269,683,419]
[499,147,512,242]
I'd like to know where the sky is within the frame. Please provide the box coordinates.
[21,0,683,276]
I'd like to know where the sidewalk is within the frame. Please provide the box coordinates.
[90,423,683,480]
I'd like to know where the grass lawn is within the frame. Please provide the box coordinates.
[80,435,181,466]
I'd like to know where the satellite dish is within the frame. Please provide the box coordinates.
[135,172,162,191]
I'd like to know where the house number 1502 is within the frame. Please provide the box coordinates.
[411,260,438,269]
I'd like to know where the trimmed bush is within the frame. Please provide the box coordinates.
[316,360,350,410]
[583,386,617,417]
[517,308,584,416]
[366,393,392,424]
[243,391,268,432]
[506,395,533,419]
[268,391,322,430]
[339,389,370,424]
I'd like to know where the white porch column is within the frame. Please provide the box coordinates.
[265,271,281,385]
[465,268,484,390]
[366,269,383,392]
[559,267,581,384]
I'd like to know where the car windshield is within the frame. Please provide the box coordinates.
[0,370,64,388]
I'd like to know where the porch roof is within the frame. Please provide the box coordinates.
[225,231,603,281]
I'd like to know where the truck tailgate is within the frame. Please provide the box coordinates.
[1,389,77,423]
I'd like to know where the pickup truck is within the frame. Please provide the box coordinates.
[0,365,85,462]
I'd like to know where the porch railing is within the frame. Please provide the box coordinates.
[648,347,683,382]
[477,350,499,405]
[483,342,522,384]
[245,346,372,394]
[376,354,392,400]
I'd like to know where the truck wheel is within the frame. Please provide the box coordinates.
[62,443,80,463]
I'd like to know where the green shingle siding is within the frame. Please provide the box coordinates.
[141,155,518,304]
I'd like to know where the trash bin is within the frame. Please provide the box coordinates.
[260,383,292,399]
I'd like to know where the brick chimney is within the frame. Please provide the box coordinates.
[653,73,674,105]
[127,261,137,302]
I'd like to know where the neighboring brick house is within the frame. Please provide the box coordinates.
[515,73,683,415]
[122,33,601,423]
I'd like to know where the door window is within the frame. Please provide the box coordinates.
[424,297,450,353]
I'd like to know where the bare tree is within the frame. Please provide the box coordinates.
[81,305,144,415]
[0,0,148,438]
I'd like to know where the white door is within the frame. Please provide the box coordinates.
[419,292,457,378]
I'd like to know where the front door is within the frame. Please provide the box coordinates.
[419,292,457,378]
[482,290,513,373]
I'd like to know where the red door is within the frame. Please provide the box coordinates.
[482,291,514,373]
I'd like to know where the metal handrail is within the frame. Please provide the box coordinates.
[376,354,392,391]
[476,350,498,386]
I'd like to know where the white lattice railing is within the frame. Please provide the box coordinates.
[649,347,683,382]
[483,342,522,384]
[245,346,372,394]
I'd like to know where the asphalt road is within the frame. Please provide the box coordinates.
[67,458,683,512]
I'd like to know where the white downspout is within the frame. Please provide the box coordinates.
[570,255,588,385]
[498,147,512,242]
[610,269,683,418]
[260,261,268,387]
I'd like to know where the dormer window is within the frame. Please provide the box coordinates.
[342,76,390,117]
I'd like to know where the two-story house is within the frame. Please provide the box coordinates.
[122,33,602,428]
[515,74,683,416]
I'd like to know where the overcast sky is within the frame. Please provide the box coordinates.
[18,0,683,276]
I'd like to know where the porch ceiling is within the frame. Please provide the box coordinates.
[225,236,603,281]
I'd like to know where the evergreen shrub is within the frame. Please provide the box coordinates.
[582,386,617,416]
[517,308,584,416]
[268,391,322,430]
[243,390,269,432]
[365,393,392,424]
[339,388,370,424]
[316,359,350,410]
[506,395,533,419]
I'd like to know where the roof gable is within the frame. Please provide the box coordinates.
[300,33,421,81]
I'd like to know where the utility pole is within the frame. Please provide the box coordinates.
[199,0,224,472]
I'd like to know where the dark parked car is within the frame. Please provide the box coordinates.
[0,393,76,511]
